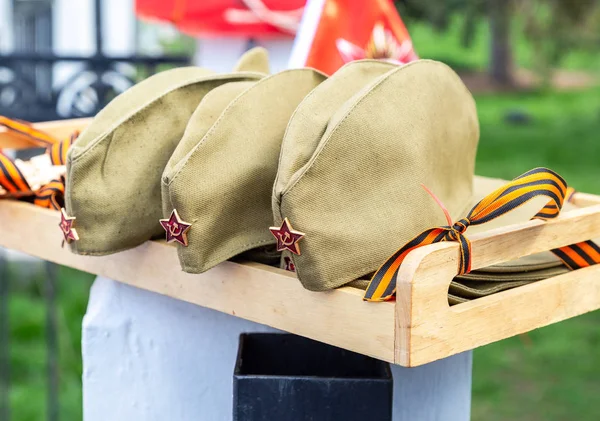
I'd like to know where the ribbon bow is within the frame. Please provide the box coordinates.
[364,167,600,302]
[0,116,76,210]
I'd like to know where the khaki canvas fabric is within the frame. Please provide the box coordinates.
[273,60,397,201]
[447,268,566,305]
[162,68,326,273]
[348,265,568,302]
[274,60,479,291]
[274,59,577,292]
[66,55,267,255]
[165,80,257,174]
[449,265,569,304]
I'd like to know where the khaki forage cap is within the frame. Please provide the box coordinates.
[274,60,481,291]
[275,59,575,292]
[162,68,326,273]
[65,50,268,255]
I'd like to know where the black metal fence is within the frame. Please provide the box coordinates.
[1,0,190,122]
[0,53,190,122]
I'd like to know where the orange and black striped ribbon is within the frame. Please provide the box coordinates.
[364,168,600,301]
[33,177,66,210]
[0,151,31,195]
[0,116,58,147]
[550,187,600,270]
[49,131,77,166]
[0,116,76,210]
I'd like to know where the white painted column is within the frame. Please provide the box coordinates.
[52,0,95,90]
[101,0,136,57]
[0,0,13,53]
[52,0,136,116]
[52,0,95,56]
[194,37,248,73]
[82,277,280,421]
[392,352,472,421]
[52,0,136,59]
[256,38,296,73]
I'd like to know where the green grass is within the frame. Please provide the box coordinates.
[476,86,600,193]
[6,15,600,421]
[472,312,600,421]
[7,264,93,421]
[472,84,600,421]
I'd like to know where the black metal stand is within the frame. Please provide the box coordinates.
[234,333,393,421]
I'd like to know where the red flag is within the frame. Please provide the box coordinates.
[136,0,306,38]
[289,0,418,75]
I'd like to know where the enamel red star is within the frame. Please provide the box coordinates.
[160,209,191,246]
[269,218,305,255]
[59,208,79,243]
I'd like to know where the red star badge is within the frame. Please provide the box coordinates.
[160,209,192,246]
[269,218,305,255]
[59,208,79,243]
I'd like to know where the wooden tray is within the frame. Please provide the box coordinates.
[2,118,600,367]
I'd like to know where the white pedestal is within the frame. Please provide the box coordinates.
[0,0,13,53]
[83,277,472,421]
[82,277,279,421]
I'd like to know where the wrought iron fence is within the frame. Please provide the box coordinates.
[1,0,190,122]
[0,53,190,122]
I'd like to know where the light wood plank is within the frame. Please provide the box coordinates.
[571,192,600,207]
[0,201,395,363]
[0,118,91,149]
[396,204,600,366]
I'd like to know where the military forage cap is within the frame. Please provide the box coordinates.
[64,48,269,255]
[273,60,480,291]
[274,59,575,294]
[162,68,326,273]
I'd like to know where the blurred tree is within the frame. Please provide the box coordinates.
[520,0,600,84]
[489,0,514,86]
[397,0,513,85]
[397,0,485,48]
[396,0,600,87]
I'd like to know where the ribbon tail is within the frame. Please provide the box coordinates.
[364,228,447,302]
[552,240,600,270]
[457,233,472,274]
[0,115,58,147]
